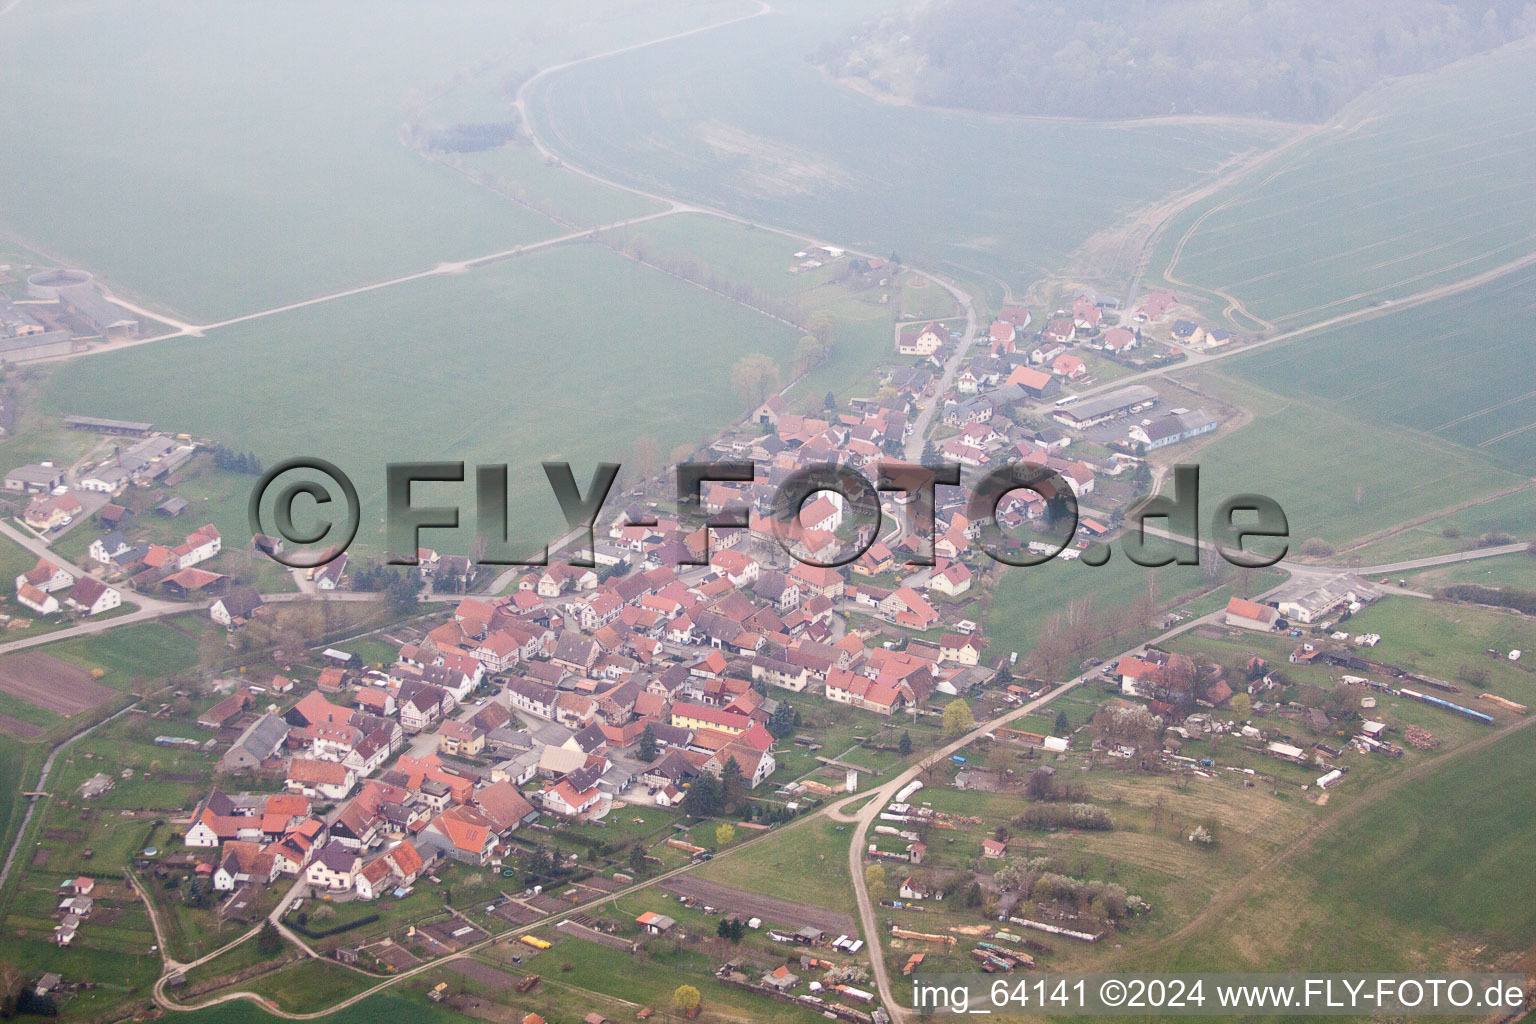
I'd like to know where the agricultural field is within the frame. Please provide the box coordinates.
[695,817,860,921]
[597,212,910,409]
[1185,371,1526,549]
[455,145,670,230]
[1338,487,1536,564]
[0,0,751,322]
[522,0,1295,296]
[1149,37,1536,332]
[1398,551,1536,592]
[170,989,463,1024]
[1230,265,1536,475]
[42,243,801,556]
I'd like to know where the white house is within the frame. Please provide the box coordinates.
[64,578,121,616]
[304,841,361,892]
[16,559,73,594]
[16,584,59,616]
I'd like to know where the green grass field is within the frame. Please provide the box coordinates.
[1341,597,1536,704]
[1399,551,1536,591]
[982,545,1263,670]
[236,958,377,1014]
[1150,38,1536,331]
[695,817,858,919]
[0,0,749,322]
[1229,265,1536,474]
[42,243,800,555]
[1187,371,1525,549]
[523,1,1293,294]
[1340,488,1536,564]
[169,989,463,1024]
[457,146,669,229]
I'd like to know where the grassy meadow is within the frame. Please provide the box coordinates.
[0,0,749,322]
[1185,371,1526,550]
[523,1,1294,295]
[1150,38,1536,331]
[1229,264,1536,475]
[1134,720,1536,986]
[42,243,801,555]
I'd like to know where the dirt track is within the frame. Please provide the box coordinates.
[658,876,856,935]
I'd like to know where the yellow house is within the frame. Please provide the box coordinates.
[897,320,947,356]
[437,721,485,758]
[670,703,748,735]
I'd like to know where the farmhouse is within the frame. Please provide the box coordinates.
[1224,597,1280,632]
[64,577,121,616]
[211,587,267,627]
[17,559,72,594]
[16,584,59,615]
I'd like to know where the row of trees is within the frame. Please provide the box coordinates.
[622,235,802,325]
[1014,802,1114,831]
[350,562,425,613]
[992,855,1147,922]
[210,444,262,475]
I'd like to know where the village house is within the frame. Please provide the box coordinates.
[897,320,947,357]
[16,558,72,595]
[1224,596,1280,632]
[63,577,121,616]
[305,840,362,892]
[438,720,486,758]
[210,586,267,627]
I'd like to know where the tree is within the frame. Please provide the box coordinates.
[716,917,745,943]
[864,863,888,903]
[720,757,746,811]
[898,730,913,756]
[638,723,659,763]
[965,882,983,908]
[768,702,796,738]
[1026,767,1058,801]
[941,698,975,739]
[793,334,829,375]
[1053,710,1070,736]
[628,842,649,875]
[683,774,722,818]
[715,823,737,847]
[672,985,702,1016]
[730,353,780,408]
[385,569,424,613]
[807,310,838,347]
[628,435,663,484]
[257,920,283,956]
[0,962,23,1017]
